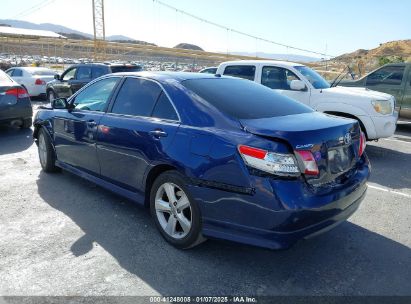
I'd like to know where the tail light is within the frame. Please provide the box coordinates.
[5,87,29,99]
[359,131,366,157]
[238,145,300,176]
[35,79,46,85]
[295,150,320,175]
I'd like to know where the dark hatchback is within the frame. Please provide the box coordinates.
[34,72,370,250]
[0,69,32,129]
[46,63,143,102]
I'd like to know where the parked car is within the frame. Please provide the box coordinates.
[199,67,217,74]
[340,63,411,121]
[46,63,143,102]
[0,69,32,128]
[5,67,57,99]
[216,61,398,140]
[33,72,369,250]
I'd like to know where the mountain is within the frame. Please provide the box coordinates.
[0,19,144,43]
[335,40,411,63]
[174,43,204,51]
[230,51,321,63]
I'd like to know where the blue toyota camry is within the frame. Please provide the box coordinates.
[33,72,370,250]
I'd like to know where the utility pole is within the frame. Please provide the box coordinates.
[92,0,106,61]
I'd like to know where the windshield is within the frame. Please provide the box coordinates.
[294,66,330,89]
[182,78,313,120]
[31,69,57,76]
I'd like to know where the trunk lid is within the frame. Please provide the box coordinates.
[240,112,361,185]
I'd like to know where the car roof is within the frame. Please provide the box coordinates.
[219,60,305,67]
[110,71,224,82]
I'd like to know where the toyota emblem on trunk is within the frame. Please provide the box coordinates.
[344,133,352,145]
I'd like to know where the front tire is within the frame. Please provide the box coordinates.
[38,128,60,173]
[150,171,206,249]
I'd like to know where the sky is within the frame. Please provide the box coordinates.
[0,0,410,58]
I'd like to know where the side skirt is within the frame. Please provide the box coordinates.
[55,160,146,206]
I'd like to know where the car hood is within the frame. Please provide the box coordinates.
[322,86,393,100]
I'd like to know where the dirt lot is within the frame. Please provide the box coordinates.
[0,102,410,296]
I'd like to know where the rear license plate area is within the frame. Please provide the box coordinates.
[328,145,354,174]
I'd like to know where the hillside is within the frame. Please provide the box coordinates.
[335,40,411,64]
[174,43,204,51]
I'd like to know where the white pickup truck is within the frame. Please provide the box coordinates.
[216,60,398,140]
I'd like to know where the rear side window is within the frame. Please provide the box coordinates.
[12,69,23,77]
[223,65,256,80]
[366,66,405,86]
[110,65,142,73]
[183,78,312,120]
[111,78,162,117]
[76,66,92,80]
[93,67,107,79]
[152,92,179,121]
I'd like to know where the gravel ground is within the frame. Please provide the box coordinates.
[0,104,410,296]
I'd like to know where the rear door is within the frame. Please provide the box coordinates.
[52,77,121,175]
[97,77,180,192]
[365,65,406,103]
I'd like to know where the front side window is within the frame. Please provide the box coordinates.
[366,66,405,86]
[111,78,162,117]
[183,78,312,120]
[261,66,300,90]
[73,77,120,111]
[223,65,256,81]
[62,68,77,81]
[76,67,92,80]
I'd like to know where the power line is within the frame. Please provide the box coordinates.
[12,0,57,19]
[152,0,335,58]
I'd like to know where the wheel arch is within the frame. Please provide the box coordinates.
[323,111,369,139]
[143,164,181,208]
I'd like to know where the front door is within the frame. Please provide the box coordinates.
[97,77,180,192]
[53,76,121,175]
[365,65,406,103]
[260,66,311,105]
[401,67,411,119]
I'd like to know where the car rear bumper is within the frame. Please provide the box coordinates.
[190,155,370,250]
[0,99,33,124]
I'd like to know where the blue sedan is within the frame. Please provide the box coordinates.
[33,72,370,250]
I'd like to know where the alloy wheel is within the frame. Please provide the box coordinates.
[155,182,192,239]
[38,133,47,167]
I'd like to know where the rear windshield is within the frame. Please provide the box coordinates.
[0,70,12,82]
[110,65,143,73]
[182,78,313,119]
[31,69,56,76]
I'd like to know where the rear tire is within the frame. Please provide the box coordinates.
[150,170,206,249]
[38,128,60,173]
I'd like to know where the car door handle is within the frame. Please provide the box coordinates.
[87,120,97,127]
[149,129,168,138]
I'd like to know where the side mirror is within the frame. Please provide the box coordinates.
[52,98,69,109]
[290,80,307,91]
[54,74,60,80]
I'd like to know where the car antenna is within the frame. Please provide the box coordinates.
[333,65,353,88]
